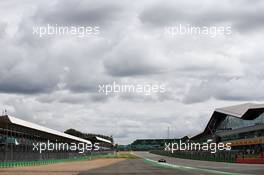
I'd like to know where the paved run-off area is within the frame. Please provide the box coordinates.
[0,152,263,175]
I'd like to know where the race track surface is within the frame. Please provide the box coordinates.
[134,151,264,175]
[1,152,263,175]
[81,152,264,175]
[80,159,215,175]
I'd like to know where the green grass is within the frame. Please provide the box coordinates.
[114,152,140,159]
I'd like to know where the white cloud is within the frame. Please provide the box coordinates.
[0,0,264,144]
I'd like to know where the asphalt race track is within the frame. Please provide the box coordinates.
[80,159,215,175]
[135,151,264,175]
[80,152,264,175]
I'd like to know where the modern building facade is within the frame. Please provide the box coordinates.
[133,103,264,163]
[191,103,264,154]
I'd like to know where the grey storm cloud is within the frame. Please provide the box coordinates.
[33,0,125,26]
[0,0,264,144]
[140,0,264,33]
[103,40,166,77]
[0,45,61,94]
[0,22,7,38]
[183,77,264,104]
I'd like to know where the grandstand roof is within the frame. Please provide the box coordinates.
[191,103,264,140]
[96,136,112,144]
[215,103,264,118]
[0,115,91,144]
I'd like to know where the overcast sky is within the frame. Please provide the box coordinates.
[0,0,264,144]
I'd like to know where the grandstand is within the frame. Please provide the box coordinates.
[190,103,264,161]
[134,103,264,163]
[129,136,191,151]
[64,128,114,152]
[130,139,180,151]
[0,115,112,163]
[190,103,264,151]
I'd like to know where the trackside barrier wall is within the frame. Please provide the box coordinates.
[150,150,236,163]
[236,152,264,164]
[0,153,115,168]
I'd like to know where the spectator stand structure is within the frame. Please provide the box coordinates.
[0,115,92,165]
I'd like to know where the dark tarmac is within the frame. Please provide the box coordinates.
[80,159,215,175]
[80,152,264,175]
